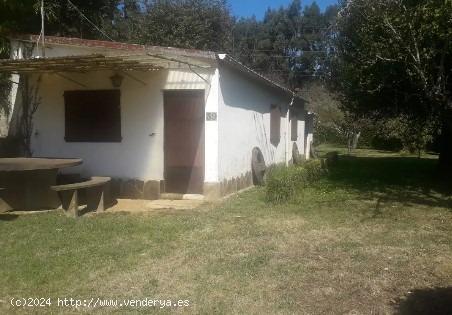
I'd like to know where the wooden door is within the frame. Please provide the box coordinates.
[164,90,205,194]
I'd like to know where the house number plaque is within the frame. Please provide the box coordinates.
[206,112,217,121]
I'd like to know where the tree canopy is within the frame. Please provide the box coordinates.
[125,0,232,51]
[232,1,338,88]
[331,0,452,167]
[0,0,119,41]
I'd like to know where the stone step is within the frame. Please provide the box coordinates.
[160,193,205,201]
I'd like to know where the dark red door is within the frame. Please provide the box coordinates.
[164,90,205,194]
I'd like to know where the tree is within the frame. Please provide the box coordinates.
[232,1,338,88]
[127,0,233,51]
[0,0,120,42]
[381,116,436,157]
[301,79,377,152]
[104,0,146,43]
[332,0,452,170]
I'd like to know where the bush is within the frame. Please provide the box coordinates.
[371,135,403,151]
[265,159,327,204]
[314,124,347,146]
[325,151,339,167]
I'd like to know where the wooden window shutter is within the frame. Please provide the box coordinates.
[270,105,281,145]
[291,109,298,141]
[64,90,121,142]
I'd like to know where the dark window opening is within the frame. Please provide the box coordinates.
[64,90,121,142]
[270,105,281,145]
[291,109,298,141]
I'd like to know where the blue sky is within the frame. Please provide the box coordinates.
[229,0,338,19]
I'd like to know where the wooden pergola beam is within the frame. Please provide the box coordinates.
[0,53,213,73]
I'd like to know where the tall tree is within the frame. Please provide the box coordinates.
[128,0,233,51]
[332,0,452,170]
[105,0,146,43]
[232,1,338,88]
[0,0,120,42]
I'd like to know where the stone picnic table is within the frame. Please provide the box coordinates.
[0,158,82,211]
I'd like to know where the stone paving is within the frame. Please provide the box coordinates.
[106,198,206,213]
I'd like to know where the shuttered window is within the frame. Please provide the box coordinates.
[291,109,298,141]
[270,105,281,144]
[64,90,121,142]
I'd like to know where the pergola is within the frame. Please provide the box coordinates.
[0,52,214,74]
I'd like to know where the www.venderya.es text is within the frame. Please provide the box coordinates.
[10,297,190,309]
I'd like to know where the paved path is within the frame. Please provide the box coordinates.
[107,199,206,213]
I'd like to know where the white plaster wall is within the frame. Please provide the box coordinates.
[217,66,306,181]
[297,110,307,159]
[296,110,307,160]
[8,40,308,186]
[204,69,219,183]
[304,112,315,159]
[32,70,162,179]
[21,43,216,181]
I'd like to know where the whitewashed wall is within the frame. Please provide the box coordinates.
[10,42,217,181]
[295,104,307,160]
[8,40,308,192]
[31,68,216,180]
[217,65,306,181]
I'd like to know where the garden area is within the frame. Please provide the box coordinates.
[1,147,451,314]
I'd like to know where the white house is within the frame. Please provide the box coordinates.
[1,35,313,200]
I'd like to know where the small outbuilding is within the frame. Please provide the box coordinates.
[1,35,313,200]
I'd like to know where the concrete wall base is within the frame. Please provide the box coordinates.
[203,182,222,200]
[204,172,254,200]
[109,178,163,200]
[55,173,254,203]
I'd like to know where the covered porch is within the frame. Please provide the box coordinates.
[0,46,221,206]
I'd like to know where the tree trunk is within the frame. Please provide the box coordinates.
[352,132,361,150]
[347,133,353,154]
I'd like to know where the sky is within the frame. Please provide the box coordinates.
[229,0,338,19]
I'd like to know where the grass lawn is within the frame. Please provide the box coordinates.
[1,147,452,314]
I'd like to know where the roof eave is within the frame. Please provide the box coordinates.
[217,54,306,105]
[10,34,217,64]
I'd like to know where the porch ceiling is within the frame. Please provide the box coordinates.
[0,53,213,73]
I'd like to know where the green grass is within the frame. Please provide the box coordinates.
[1,147,452,314]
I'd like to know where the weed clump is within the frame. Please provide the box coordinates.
[265,159,327,203]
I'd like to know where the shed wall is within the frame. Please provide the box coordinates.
[217,65,306,189]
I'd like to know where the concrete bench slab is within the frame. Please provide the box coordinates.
[51,177,111,217]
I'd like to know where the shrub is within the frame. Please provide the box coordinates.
[371,135,403,152]
[265,159,327,204]
[324,151,339,168]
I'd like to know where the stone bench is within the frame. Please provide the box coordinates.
[51,177,111,217]
[0,188,10,213]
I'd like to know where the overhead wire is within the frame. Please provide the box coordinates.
[66,0,114,41]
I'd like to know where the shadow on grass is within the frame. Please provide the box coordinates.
[394,287,452,315]
[327,155,452,209]
[0,213,19,221]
